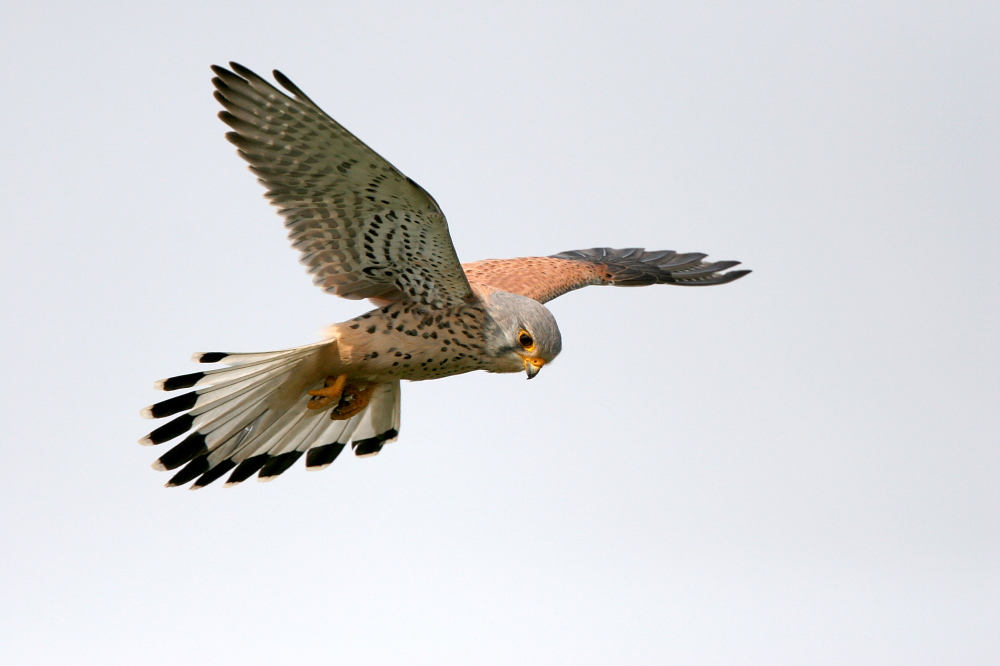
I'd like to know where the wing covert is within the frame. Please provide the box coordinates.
[462,247,750,303]
[212,63,472,309]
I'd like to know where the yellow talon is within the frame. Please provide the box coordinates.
[330,381,376,420]
[306,375,377,419]
[306,374,348,409]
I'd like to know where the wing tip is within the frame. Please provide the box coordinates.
[272,68,297,93]
[551,247,752,288]
[228,61,253,79]
[726,268,752,281]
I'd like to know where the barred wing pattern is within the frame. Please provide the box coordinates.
[212,63,472,308]
[462,247,750,304]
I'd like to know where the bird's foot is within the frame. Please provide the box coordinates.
[330,381,376,420]
[306,374,348,410]
[307,374,377,420]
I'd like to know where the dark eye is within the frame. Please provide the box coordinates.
[518,330,534,350]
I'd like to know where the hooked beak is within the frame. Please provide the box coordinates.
[521,355,546,380]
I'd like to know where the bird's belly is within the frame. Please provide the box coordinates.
[359,342,485,381]
[330,307,488,381]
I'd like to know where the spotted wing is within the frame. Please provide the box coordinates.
[212,63,473,309]
[462,247,750,304]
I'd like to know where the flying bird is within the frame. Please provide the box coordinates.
[140,62,750,489]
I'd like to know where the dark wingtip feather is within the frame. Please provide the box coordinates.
[655,252,707,272]
[228,62,253,78]
[225,455,268,487]
[674,260,742,277]
[550,247,751,289]
[272,69,297,93]
[306,442,346,469]
[258,451,304,481]
[717,269,752,283]
[672,268,752,286]
[272,69,321,108]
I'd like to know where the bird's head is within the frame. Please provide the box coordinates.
[482,290,562,379]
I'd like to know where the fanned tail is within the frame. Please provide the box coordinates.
[139,340,401,489]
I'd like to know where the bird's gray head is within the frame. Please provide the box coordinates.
[482,290,562,379]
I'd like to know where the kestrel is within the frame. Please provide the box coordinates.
[140,63,750,489]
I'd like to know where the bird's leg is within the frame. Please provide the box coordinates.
[306,373,348,410]
[330,381,376,420]
[307,374,377,419]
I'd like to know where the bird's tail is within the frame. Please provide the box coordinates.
[139,340,400,489]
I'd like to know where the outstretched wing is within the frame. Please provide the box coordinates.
[462,247,750,304]
[212,63,473,309]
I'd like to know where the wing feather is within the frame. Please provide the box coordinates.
[462,248,750,303]
[211,63,472,309]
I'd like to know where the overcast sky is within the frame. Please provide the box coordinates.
[1,1,997,664]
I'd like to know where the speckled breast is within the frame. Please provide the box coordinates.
[332,301,491,381]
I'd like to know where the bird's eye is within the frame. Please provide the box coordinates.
[518,330,535,351]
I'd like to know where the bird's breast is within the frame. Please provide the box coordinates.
[330,303,491,381]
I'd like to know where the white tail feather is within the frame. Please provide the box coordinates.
[300,411,362,453]
[146,338,404,487]
[353,383,399,441]
[190,341,330,366]
[188,362,302,407]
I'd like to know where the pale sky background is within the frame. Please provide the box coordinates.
[1,1,997,664]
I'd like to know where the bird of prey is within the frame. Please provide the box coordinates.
[140,62,750,489]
